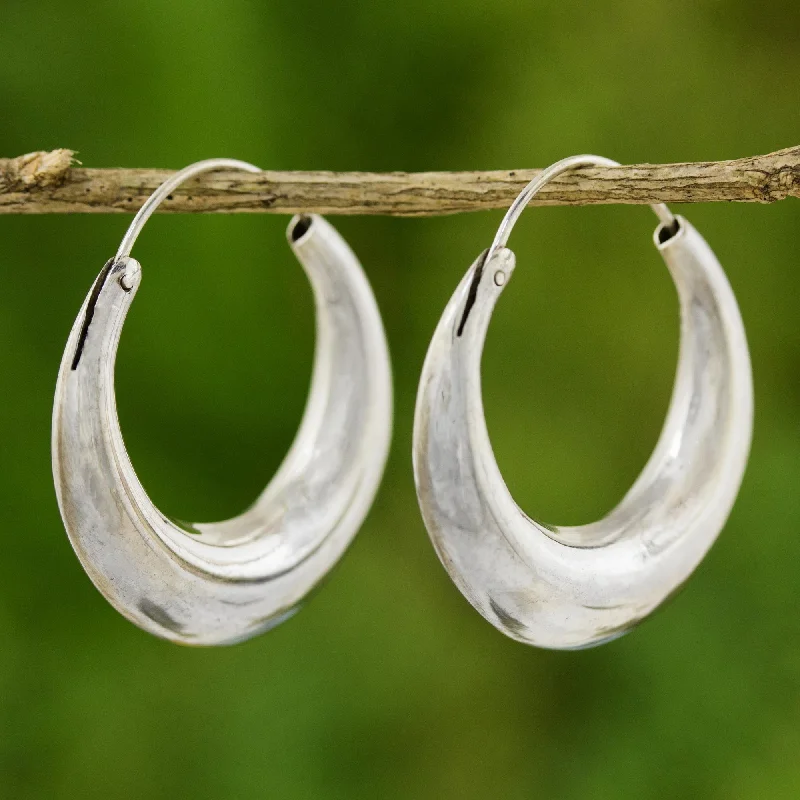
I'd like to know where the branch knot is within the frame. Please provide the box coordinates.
[0,149,75,192]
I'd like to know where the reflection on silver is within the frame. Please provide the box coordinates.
[53,160,392,645]
[413,155,753,649]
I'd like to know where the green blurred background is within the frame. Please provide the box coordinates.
[2,1,800,797]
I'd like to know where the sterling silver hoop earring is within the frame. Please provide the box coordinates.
[53,159,392,645]
[413,155,753,650]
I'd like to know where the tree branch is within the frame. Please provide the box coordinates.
[1,146,798,216]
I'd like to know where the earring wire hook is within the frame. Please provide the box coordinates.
[485,155,676,266]
[115,159,262,261]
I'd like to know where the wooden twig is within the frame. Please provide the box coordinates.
[1,146,798,216]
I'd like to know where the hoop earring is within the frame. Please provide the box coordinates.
[412,154,752,649]
[53,159,392,645]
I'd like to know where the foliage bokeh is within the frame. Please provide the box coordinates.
[1,1,800,797]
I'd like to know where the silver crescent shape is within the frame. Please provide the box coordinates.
[53,164,392,645]
[413,163,752,649]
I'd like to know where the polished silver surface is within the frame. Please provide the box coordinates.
[413,155,753,650]
[53,160,392,645]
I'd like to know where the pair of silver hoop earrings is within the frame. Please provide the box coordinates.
[52,155,753,650]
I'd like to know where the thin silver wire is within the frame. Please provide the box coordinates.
[115,159,262,260]
[486,155,676,265]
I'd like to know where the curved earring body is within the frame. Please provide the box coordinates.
[413,155,752,650]
[53,161,392,645]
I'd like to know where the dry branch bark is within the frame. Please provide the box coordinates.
[1,146,798,216]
